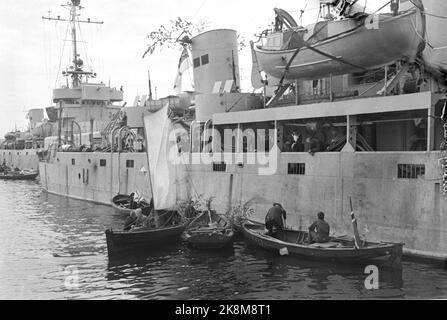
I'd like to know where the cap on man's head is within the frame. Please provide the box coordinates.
[273,202,283,208]
[318,212,325,220]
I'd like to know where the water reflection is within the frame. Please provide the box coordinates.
[0,180,445,300]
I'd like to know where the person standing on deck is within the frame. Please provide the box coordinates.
[265,203,287,236]
[308,212,330,244]
[304,123,324,155]
[291,131,304,152]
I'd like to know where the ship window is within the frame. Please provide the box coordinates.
[397,164,425,179]
[214,124,237,153]
[201,54,209,66]
[126,160,134,168]
[72,159,75,165]
[278,117,347,153]
[100,159,106,167]
[26,152,28,156]
[213,162,227,172]
[288,163,306,175]
[357,110,428,152]
[193,58,201,68]
[240,122,275,153]
[17,152,19,156]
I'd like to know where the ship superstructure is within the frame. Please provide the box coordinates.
[41,0,123,151]
[0,109,49,171]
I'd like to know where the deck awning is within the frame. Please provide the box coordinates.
[213,92,434,125]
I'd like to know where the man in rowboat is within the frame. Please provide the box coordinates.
[123,210,137,231]
[265,203,287,236]
[308,212,330,244]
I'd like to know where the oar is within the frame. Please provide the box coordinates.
[349,197,363,249]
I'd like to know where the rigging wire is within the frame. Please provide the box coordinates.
[192,0,207,19]
[42,18,52,102]
[77,20,93,70]
[407,0,447,19]
[54,22,70,88]
[299,0,311,25]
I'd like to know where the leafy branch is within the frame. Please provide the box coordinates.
[142,17,247,58]
[142,17,208,58]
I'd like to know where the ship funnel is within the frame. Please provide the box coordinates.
[190,29,240,94]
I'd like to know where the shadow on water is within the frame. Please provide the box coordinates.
[238,240,405,299]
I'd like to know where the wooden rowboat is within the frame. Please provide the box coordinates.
[182,211,234,250]
[242,222,403,269]
[111,194,151,215]
[0,171,39,181]
[105,211,188,256]
[254,9,424,81]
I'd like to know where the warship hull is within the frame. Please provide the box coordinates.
[0,149,40,172]
[39,143,447,261]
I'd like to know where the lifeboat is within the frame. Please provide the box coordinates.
[253,7,425,82]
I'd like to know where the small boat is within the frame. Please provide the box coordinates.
[0,170,39,181]
[182,211,234,250]
[111,194,152,215]
[253,8,424,81]
[232,218,264,235]
[105,211,188,256]
[242,223,403,269]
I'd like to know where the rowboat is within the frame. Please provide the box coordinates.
[105,211,189,256]
[232,218,264,235]
[242,223,403,269]
[182,211,234,250]
[254,9,424,81]
[0,171,39,181]
[111,194,152,215]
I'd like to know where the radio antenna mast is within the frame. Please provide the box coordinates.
[42,0,104,88]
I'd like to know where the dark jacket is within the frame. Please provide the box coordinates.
[265,206,286,227]
[291,140,304,152]
[309,219,330,242]
[123,216,137,231]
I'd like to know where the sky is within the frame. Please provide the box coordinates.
[0,0,386,137]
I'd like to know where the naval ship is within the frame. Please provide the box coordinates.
[0,109,50,171]
[40,0,447,261]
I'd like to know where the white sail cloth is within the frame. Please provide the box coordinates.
[143,103,177,210]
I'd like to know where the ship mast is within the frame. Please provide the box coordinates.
[70,1,79,87]
[42,0,103,88]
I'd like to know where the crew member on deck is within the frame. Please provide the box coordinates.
[291,131,304,152]
[304,124,324,155]
[308,212,330,244]
[265,203,287,236]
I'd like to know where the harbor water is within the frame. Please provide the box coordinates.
[0,179,446,300]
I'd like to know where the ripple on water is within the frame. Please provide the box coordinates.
[1,180,447,299]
